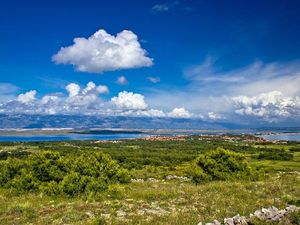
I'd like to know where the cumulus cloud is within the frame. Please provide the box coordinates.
[207,112,222,120]
[41,95,59,104]
[0,82,111,115]
[82,82,109,94]
[147,59,300,123]
[117,109,166,118]
[0,82,198,119]
[147,76,160,83]
[66,83,80,97]
[184,59,300,96]
[168,107,192,118]
[111,91,148,110]
[232,91,300,121]
[52,29,153,73]
[0,82,195,119]
[17,90,37,104]
[116,76,128,85]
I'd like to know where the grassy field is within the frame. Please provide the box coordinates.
[0,135,299,224]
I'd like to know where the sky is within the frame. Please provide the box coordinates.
[0,0,300,126]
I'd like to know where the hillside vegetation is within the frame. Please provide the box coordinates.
[0,135,299,224]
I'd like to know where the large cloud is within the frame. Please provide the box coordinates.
[232,91,300,121]
[111,91,148,110]
[52,29,153,73]
[147,60,300,120]
[168,107,192,118]
[17,90,37,104]
[0,82,110,115]
[0,83,199,120]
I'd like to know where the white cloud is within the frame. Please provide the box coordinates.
[52,29,153,73]
[95,85,109,94]
[117,109,166,117]
[111,91,148,110]
[232,91,300,121]
[82,82,109,94]
[152,4,169,12]
[137,109,166,117]
[207,112,222,120]
[41,95,59,104]
[116,76,128,85]
[151,1,189,13]
[82,81,96,95]
[147,59,300,122]
[168,107,192,118]
[66,83,80,97]
[184,59,300,96]
[147,76,160,83]
[0,83,196,119]
[17,90,37,104]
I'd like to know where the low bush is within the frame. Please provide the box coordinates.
[190,147,256,183]
[0,151,130,196]
[290,147,300,152]
[257,149,293,161]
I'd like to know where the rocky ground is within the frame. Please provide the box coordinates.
[199,205,300,225]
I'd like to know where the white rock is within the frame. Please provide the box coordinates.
[224,217,234,225]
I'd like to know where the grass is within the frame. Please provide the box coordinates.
[0,173,299,224]
[0,136,300,224]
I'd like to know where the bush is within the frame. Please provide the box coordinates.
[186,164,211,183]
[191,147,255,183]
[257,149,293,161]
[0,151,130,196]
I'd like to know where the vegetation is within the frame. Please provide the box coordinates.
[189,148,256,183]
[0,151,130,195]
[0,135,299,224]
[257,149,293,161]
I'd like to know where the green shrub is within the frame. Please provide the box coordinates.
[115,168,131,183]
[257,149,293,161]
[0,151,130,196]
[38,181,60,195]
[59,172,87,195]
[28,151,66,182]
[186,165,211,183]
[10,172,40,192]
[191,147,255,183]
[290,147,300,152]
[0,158,24,187]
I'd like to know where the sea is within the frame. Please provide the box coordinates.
[259,133,300,141]
[0,129,299,142]
[0,133,147,142]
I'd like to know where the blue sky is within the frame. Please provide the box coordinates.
[0,0,300,125]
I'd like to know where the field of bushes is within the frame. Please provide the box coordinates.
[0,135,299,224]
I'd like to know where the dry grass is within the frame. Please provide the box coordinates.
[0,173,299,225]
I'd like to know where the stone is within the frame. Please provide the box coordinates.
[85,211,94,218]
[286,205,299,213]
[232,214,247,225]
[205,219,221,225]
[224,217,234,225]
[131,178,144,183]
[147,178,159,182]
[116,210,126,217]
